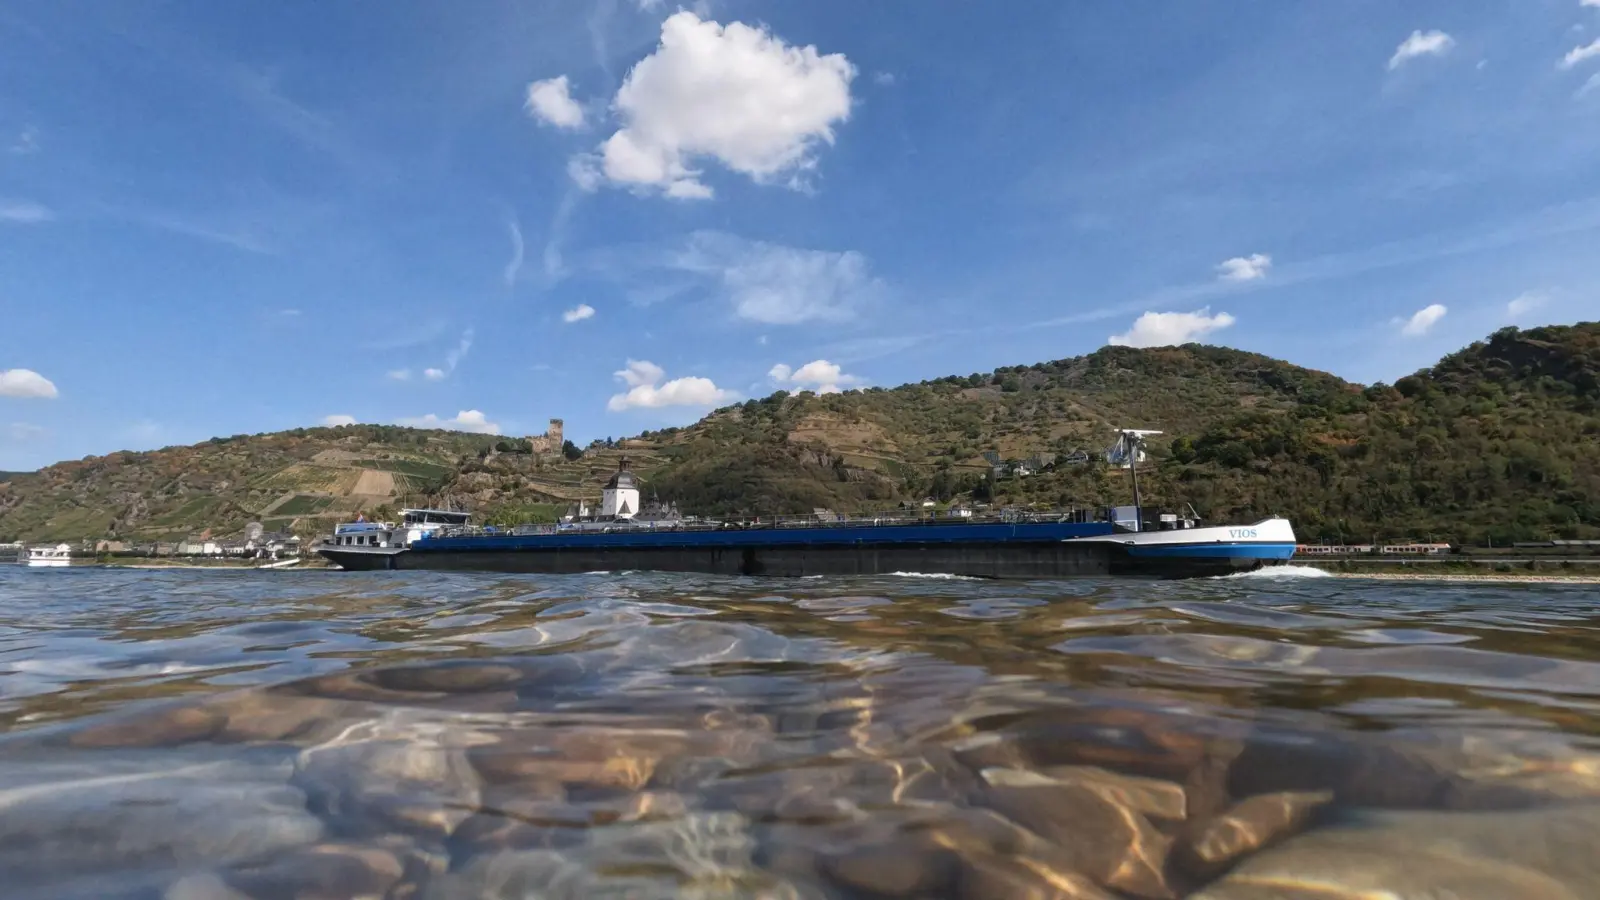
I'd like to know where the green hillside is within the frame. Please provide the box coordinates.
[1,324,1594,545]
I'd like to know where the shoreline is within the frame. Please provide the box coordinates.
[1324,571,1600,584]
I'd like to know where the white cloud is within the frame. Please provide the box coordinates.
[525,76,587,129]
[637,0,664,10]
[4,422,46,442]
[0,201,52,224]
[387,368,412,381]
[1582,72,1600,98]
[615,358,665,387]
[321,414,357,427]
[768,359,863,394]
[1561,39,1600,69]
[1507,293,1544,318]
[562,303,596,323]
[1397,303,1448,337]
[873,71,897,87]
[423,367,446,381]
[672,231,878,324]
[1389,30,1455,70]
[1587,0,1600,7]
[577,11,855,198]
[397,409,502,434]
[1108,309,1236,348]
[608,359,737,411]
[1216,253,1272,282]
[0,369,58,399]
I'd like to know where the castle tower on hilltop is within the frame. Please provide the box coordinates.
[527,418,565,455]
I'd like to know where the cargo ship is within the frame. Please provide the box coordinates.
[317,430,1296,579]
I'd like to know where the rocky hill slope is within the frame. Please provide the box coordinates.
[1,323,1593,545]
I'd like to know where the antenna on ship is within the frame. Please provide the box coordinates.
[1111,428,1162,533]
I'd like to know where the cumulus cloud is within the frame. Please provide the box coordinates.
[1216,253,1272,282]
[0,368,58,399]
[525,76,587,129]
[1561,38,1600,69]
[1109,309,1236,348]
[562,303,596,323]
[321,414,357,427]
[1389,30,1455,70]
[1507,293,1545,318]
[397,410,502,434]
[607,359,737,411]
[1397,303,1448,336]
[423,368,446,381]
[576,11,855,198]
[0,201,52,224]
[672,231,878,324]
[768,359,863,394]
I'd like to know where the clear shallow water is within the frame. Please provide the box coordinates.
[1,567,1599,898]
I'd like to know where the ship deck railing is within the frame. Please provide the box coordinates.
[429,509,1106,541]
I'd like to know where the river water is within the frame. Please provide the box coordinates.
[1,566,1598,899]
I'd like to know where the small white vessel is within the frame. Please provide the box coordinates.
[19,543,72,567]
[321,508,471,567]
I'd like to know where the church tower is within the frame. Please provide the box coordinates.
[601,457,640,520]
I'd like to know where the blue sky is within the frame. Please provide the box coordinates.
[2,0,1598,470]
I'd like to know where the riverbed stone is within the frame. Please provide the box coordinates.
[369,662,526,694]
[0,752,322,889]
[224,841,407,900]
[68,704,226,748]
[293,718,489,840]
[980,767,1176,899]
[1189,803,1600,899]
[1176,790,1332,879]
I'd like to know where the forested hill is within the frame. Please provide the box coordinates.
[0,323,1593,545]
[636,323,1598,545]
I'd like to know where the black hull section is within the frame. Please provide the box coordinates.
[320,542,1283,580]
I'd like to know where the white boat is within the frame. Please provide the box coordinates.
[18,543,72,567]
[320,508,471,567]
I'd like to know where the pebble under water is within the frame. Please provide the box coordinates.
[2,566,1600,899]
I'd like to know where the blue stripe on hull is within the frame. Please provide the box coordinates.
[1123,542,1298,560]
[418,521,1116,553]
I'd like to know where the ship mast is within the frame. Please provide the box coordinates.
[1112,429,1162,533]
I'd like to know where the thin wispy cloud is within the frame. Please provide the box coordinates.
[1396,303,1447,336]
[1507,292,1544,319]
[1561,38,1600,69]
[671,231,881,324]
[9,126,38,155]
[3,423,47,442]
[503,218,525,287]
[0,201,53,224]
[1389,30,1455,70]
